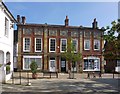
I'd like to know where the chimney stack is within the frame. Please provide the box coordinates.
[92,18,98,29]
[17,15,21,23]
[65,16,69,26]
[22,16,26,24]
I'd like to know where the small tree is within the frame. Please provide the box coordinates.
[62,38,82,78]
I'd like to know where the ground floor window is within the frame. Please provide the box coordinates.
[23,56,42,70]
[83,57,100,71]
[117,60,120,67]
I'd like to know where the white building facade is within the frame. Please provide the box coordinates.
[0,2,16,83]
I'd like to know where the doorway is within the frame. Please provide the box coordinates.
[61,58,66,72]
[49,58,56,72]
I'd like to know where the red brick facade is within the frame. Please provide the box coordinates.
[17,15,104,73]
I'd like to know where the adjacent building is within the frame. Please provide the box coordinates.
[0,2,16,83]
[16,15,104,73]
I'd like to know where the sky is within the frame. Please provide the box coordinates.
[4,2,118,29]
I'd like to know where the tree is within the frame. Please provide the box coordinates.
[103,19,120,61]
[61,38,82,78]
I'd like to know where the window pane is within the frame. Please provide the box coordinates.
[84,31,90,38]
[72,39,77,51]
[23,28,32,35]
[35,58,42,68]
[49,30,57,36]
[5,17,9,36]
[24,38,30,51]
[71,31,78,37]
[61,39,67,51]
[84,59,88,70]
[34,28,43,35]
[94,40,100,50]
[24,57,42,69]
[84,59,100,70]
[84,40,90,50]
[94,32,101,38]
[60,30,67,36]
[36,38,42,51]
[50,39,56,51]
[24,58,29,69]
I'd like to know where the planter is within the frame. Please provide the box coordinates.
[6,65,10,74]
[32,73,37,79]
[6,71,10,74]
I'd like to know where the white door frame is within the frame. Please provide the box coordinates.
[49,60,56,72]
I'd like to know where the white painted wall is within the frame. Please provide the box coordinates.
[0,2,15,83]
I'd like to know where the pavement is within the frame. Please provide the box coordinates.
[1,72,120,94]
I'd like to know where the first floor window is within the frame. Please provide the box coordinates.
[84,40,90,50]
[61,39,67,52]
[23,56,42,70]
[84,58,100,71]
[72,39,78,52]
[94,40,100,50]
[23,38,30,52]
[5,17,9,36]
[49,38,56,52]
[35,38,42,52]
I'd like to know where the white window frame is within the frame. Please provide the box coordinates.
[23,56,42,70]
[60,39,67,52]
[94,40,100,50]
[23,37,31,52]
[84,40,90,50]
[117,60,120,67]
[83,57,100,71]
[4,17,9,37]
[49,38,56,52]
[72,39,78,52]
[35,38,42,52]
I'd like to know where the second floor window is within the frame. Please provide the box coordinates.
[61,39,67,52]
[49,38,56,52]
[72,39,78,52]
[23,38,30,52]
[94,40,100,50]
[84,40,90,50]
[35,38,42,52]
[5,17,9,37]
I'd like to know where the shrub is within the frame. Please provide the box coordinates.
[30,61,38,74]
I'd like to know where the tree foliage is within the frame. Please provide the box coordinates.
[103,19,120,59]
[61,38,82,65]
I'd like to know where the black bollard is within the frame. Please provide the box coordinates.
[87,72,90,78]
[12,72,14,84]
[19,70,21,84]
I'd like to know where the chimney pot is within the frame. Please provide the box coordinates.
[22,16,26,24]
[92,18,98,29]
[17,15,21,23]
[65,15,69,26]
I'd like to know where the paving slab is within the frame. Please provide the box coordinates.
[1,73,120,94]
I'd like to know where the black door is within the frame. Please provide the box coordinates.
[61,58,66,72]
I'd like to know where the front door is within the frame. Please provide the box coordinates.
[49,60,56,72]
[61,58,66,72]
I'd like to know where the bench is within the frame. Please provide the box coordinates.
[87,72,102,78]
[43,71,58,78]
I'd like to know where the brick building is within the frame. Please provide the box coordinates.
[16,15,104,73]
